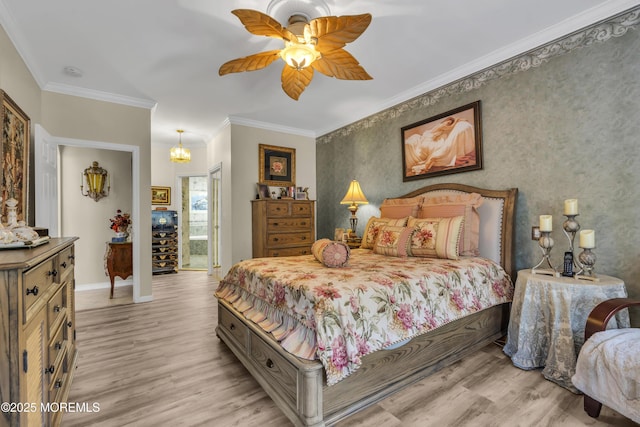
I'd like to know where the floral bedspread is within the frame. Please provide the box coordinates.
[215,249,513,385]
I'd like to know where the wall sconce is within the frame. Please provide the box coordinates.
[340,179,368,232]
[81,161,110,202]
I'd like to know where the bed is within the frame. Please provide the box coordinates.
[215,183,517,426]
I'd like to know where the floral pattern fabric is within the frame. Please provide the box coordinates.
[216,249,514,386]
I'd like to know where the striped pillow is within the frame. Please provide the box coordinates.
[361,217,408,249]
[373,225,414,257]
[407,216,464,260]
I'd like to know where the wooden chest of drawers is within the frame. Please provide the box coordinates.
[0,237,78,427]
[251,199,315,258]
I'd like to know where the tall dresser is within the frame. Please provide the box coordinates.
[151,210,178,274]
[251,199,315,258]
[0,237,78,427]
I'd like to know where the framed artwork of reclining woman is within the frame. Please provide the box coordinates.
[401,100,483,181]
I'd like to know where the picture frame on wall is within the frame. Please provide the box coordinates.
[401,100,483,182]
[259,144,295,187]
[1,90,31,224]
[151,186,171,205]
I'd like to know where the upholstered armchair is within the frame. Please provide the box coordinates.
[572,298,640,423]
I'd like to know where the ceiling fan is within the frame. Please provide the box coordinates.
[219,8,372,100]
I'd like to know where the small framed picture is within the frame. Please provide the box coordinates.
[151,186,171,205]
[256,183,270,199]
[295,191,307,200]
[334,228,345,241]
[259,144,295,187]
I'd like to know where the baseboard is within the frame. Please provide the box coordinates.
[76,280,133,292]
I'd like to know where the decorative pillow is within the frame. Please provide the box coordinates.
[373,225,414,257]
[419,192,483,256]
[311,238,350,268]
[361,217,408,249]
[407,216,464,260]
[379,196,423,219]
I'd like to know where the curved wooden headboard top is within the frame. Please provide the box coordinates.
[399,183,518,277]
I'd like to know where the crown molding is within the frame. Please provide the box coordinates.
[0,0,157,110]
[317,3,640,143]
[228,115,317,138]
[44,82,157,110]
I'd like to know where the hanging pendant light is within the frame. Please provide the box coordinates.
[170,129,191,163]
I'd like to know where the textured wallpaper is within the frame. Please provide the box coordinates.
[316,16,640,306]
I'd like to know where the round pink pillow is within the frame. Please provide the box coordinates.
[311,238,350,268]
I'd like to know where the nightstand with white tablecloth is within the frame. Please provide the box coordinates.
[503,269,629,392]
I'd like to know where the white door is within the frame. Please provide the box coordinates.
[34,125,59,236]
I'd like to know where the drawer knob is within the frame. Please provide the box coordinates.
[54,379,63,389]
[55,342,63,351]
[273,222,279,226]
[273,238,279,242]
[26,286,39,296]
[45,365,55,374]
[53,305,61,313]
[46,269,58,277]
[67,321,73,328]
[301,237,306,240]
[61,261,67,268]
[229,323,235,330]
[68,255,75,260]
[266,358,274,369]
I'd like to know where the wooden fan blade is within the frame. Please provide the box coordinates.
[311,49,372,80]
[307,14,372,53]
[219,50,282,75]
[232,9,297,41]
[281,65,314,100]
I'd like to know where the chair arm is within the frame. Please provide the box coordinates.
[585,298,640,341]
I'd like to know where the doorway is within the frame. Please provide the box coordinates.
[179,175,208,270]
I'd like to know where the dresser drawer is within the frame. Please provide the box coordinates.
[48,369,68,408]
[267,246,312,257]
[58,244,75,282]
[250,333,298,404]
[267,217,312,231]
[48,320,68,369]
[22,257,57,322]
[266,202,291,217]
[290,202,312,216]
[219,305,248,351]
[47,283,67,334]
[268,232,312,247]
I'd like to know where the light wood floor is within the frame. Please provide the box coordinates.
[64,271,635,427]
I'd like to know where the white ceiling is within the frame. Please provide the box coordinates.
[1,0,638,147]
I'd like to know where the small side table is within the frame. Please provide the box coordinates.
[105,242,133,298]
[503,269,629,392]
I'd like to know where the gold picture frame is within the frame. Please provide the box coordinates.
[151,186,171,205]
[259,144,295,187]
[401,100,483,181]
[1,90,31,224]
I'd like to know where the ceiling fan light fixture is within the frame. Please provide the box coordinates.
[280,40,320,70]
[170,129,191,163]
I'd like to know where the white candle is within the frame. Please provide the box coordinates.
[580,229,595,248]
[539,215,553,232]
[564,199,578,215]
